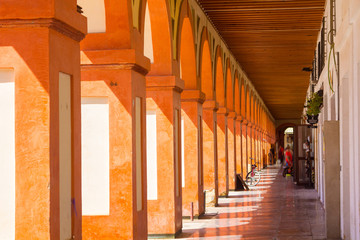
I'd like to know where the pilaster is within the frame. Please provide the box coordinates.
[202,100,219,207]
[0,2,86,239]
[146,75,184,237]
[181,90,205,218]
[227,111,237,191]
[217,107,229,197]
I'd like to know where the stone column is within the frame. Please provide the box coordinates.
[217,107,229,197]
[242,121,248,176]
[181,90,205,218]
[203,100,219,206]
[146,76,184,237]
[227,112,236,190]
[81,49,150,239]
[0,3,86,239]
[247,123,253,172]
[235,117,243,179]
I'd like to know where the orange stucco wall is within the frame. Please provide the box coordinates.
[146,80,183,235]
[181,99,205,217]
[242,123,248,177]
[1,1,279,240]
[247,125,252,172]
[235,120,242,178]
[227,115,236,190]
[0,3,85,237]
[217,109,228,197]
[80,67,148,239]
[203,100,218,206]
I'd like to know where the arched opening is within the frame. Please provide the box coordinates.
[144,2,154,63]
[215,48,224,107]
[179,17,197,89]
[246,89,250,121]
[200,31,213,99]
[178,15,204,218]
[250,93,254,123]
[146,0,172,75]
[284,127,294,151]
[241,82,245,118]
[225,62,233,111]
[145,0,181,236]
[234,74,240,115]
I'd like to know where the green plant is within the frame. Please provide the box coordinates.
[306,92,323,116]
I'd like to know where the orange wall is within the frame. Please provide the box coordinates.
[242,123,248,177]
[81,68,148,240]
[227,116,236,190]
[181,100,205,217]
[146,86,183,235]
[0,24,84,240]
[217,109,228,197]
[202,101,218,206]
[235,119,242,177]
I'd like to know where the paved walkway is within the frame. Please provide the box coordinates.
[174,165,326,239]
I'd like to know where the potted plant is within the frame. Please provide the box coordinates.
[306,92,323,124]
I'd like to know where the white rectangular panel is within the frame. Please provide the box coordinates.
[135,97,142,211]
[146,112,158,200]
[181,116,185,188]
[175,109,180,197]
[0,69,15,240]
[81,97,110,216]
[59,72,72,240]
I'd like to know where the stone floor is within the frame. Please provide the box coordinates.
[163,165,326,239]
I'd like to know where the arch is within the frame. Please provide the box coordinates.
[276,122,297,148]
[179,17,197,89]
[146,0,173,75]
[80,0,132,50]
[234,72,240,115]
[225,60,233,111]
[143,2,154,63]
[215,47,225,106]
[200,28,213,99]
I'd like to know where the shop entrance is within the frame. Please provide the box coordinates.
[294,125,314,186]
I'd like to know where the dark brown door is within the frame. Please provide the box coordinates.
[294,125,314,184]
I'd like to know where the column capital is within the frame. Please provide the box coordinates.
[146,75,184,93]
[181,89,206,104]
[228,111,237,119]
[236,115,244,123]
[81,49,151,76]
[217,107,229,116]
[203,100,219,111]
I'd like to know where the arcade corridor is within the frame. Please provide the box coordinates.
[1,0,360,239]
[161,166,326,240]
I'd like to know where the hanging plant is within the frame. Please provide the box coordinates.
[305,92,323,124]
